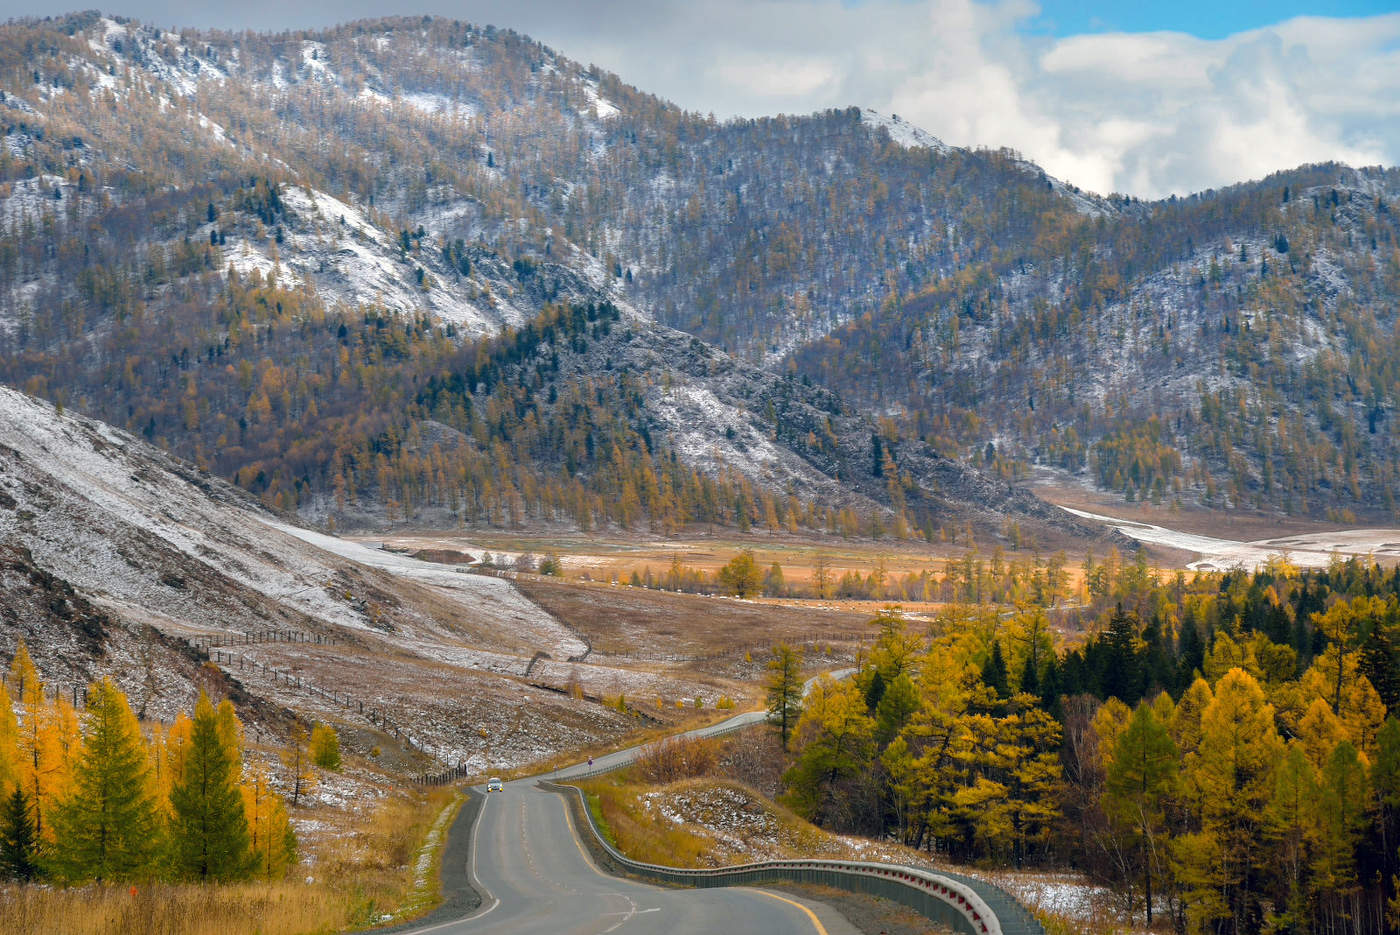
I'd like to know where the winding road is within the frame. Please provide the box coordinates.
[413,780,854,935]
[401,672,860,935]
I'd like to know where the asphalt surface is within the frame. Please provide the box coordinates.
[403,780,853,935]
[399,671,859,935]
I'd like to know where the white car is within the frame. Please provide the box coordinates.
[486,777,503,792]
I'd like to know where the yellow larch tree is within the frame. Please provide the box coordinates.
[241,761,296,879]
[1175,667,1283,935]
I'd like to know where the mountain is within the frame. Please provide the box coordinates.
[0,12,1394,531]
[0,384,663,769]
[794,164,1400,519]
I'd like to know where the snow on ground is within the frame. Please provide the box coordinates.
[860,109,947,153]
[582,82,619,120]
[0,387,654,770]
[0,174,69,227]
[401,90,477,119]
[0,386,586,663]
[268,522,587,659]
[227,185,506,334]
[650,382,782,480]
[1060,506,1400,571]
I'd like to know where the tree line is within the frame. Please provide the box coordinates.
[766,557,1400,933]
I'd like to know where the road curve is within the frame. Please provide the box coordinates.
[399,671,860,935]
[553,668,855,782]
[403,779,852,935]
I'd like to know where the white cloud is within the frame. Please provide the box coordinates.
[710,55,839,99]
[440,0,1400,198]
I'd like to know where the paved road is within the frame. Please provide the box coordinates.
[553,668,854,782]
[407,780,853,935]
[401,670,859,935]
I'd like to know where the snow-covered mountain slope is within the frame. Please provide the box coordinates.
[457,317,1123,548]
[4,13,1397,525]
[0,13,1095,359]
[0,385,671,763]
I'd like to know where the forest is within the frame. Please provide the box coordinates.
[0,641,317,884]
[772,557,1400,933]
[0,14,1397,528]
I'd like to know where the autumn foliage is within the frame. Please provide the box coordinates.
[0,644,295,884]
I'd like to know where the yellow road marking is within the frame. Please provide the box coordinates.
[561,792,611,878]
[741,888,830,935]
[560,793,827,934]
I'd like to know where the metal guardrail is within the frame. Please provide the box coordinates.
[544,780,1045,935]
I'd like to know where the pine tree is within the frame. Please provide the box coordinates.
[214,698,242,766]
[161,712,193,811]
[981,640,1009,698]
[280,724,316,807]
[1177,667,1282,935]
[1309,740,1369,923]
[783,677,875,825]
[241,762,295,879]
[310,723,341,771]
[0,679,19,797]
[169,692,252,881]
[0,786,38,881]
[7,640,39,704]
[1264,742,1315,933]
[999,701,1065,867]
[1102,604,1141,703]
[873,672,918,747]
[50,678,160,882]
[765,643,804,750]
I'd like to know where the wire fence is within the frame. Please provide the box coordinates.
[185,636,436,766]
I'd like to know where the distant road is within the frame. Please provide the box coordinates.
[400,671,858,935]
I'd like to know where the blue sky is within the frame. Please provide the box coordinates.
[1024,0,1397,38]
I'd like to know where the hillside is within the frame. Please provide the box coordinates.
[794,163,1400,520]
[0,12,1393,528]
[0,383,706,769]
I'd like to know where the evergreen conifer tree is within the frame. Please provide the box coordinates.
[765,643,804,750]
[169,692,252,881]
[50,678,160,882]
[0,787,38,881]
[981,640,1009,698]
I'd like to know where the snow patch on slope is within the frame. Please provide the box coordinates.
[861,109,946,153]
[582,82,619,120]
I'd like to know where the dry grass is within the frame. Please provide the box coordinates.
[0,883,353,935]
[578,778,715,868]
[632,734,721,784]
[575,774,837,868]
[513,575,873,659]
[0,785,458,935]
[417,529,1027,587]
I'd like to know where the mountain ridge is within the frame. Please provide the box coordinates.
[0,11,1394,529]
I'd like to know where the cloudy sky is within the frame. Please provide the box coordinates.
[8,1,1400,197]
